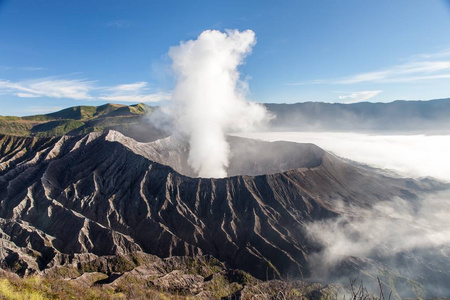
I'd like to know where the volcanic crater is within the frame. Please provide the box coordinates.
[0,130,445,281]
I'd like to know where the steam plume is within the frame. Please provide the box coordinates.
[168,29,269,178]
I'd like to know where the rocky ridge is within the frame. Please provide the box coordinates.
[0,130,442,284]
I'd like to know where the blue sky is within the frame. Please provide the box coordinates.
[1,0,450,116]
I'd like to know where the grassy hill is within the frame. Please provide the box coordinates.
[0,103,155,138]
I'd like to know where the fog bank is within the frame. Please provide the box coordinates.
[234,132,450,182]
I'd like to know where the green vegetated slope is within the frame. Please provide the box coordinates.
[0,252,345,300]
[0,103,153,138]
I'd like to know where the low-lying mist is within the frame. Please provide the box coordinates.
[306,190,450,297]
[234,131,450,182]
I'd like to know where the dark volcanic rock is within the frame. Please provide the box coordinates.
[0,131,440,280]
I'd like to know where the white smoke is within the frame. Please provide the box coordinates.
[167,29,270,178]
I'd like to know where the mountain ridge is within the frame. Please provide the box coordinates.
[0,130,445,282]
[2,98,450,139]
[265,98,450,132]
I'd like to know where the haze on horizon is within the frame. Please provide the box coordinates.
[234,131,450,183]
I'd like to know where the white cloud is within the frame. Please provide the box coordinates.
[108,81,148,92]
[27,79,96,99]
[0,66,47,71]
[98,93,171,102]
[289,49,450,85]
[99,81,171,102]
[15,93,41,98]
[0,78,95,99]
[337,90,382,103]
[0,78,171,103]
[408,48,450,60]
[337,61,450,84]
[19,67,47,71]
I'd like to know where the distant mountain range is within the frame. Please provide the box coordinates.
[1,98,450,139]
[265,98,450,133]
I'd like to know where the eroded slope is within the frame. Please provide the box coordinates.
[0,131,442,280]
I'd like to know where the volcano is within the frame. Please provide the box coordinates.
[1,130,445,284]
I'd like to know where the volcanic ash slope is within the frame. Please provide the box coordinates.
[0,130,442,279]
